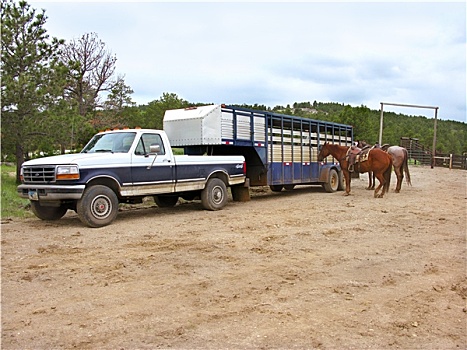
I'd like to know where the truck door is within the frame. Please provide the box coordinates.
[130,133,175,194]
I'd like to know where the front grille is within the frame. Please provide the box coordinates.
[23,166,56,183]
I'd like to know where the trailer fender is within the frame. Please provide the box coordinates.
[319,164,343,181]
[318,166,333,183]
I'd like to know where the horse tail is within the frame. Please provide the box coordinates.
[403,148,412,186]
[384,157,392,193]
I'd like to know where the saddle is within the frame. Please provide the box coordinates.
[380,144,390,151]
[373,143,390,151]
[347,145,372,172]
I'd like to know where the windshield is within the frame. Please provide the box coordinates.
[81,132,136,153]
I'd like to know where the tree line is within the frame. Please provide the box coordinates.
[2,0,466,183]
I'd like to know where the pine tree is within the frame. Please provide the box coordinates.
[1,0,65,182]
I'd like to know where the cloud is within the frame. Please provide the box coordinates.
[30,1,466,122]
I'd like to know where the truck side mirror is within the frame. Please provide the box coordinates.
[147,144,161,170]
[149,144,161,155]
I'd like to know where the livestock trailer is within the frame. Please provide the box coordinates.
[163,104,353,193]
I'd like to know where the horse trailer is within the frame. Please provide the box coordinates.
[163,104,353,193]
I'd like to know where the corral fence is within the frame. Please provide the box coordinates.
[400,137,467,170]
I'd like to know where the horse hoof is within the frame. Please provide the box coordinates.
[343,192,350,196]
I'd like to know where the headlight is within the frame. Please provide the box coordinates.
[56,165,80,180]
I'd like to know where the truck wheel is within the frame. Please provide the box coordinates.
[323,169,339,193]
[201,178,227,210]
[284,184,295,191]
[154,195,179,207]
[77,185,118,228]
[269,185,283,192]
[30,202,68,221]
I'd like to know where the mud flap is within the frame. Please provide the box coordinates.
[231,178,250,202]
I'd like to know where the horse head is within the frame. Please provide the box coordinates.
[357,140,368,148]
[317,142,330,161]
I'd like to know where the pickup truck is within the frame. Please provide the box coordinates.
[17,128,247,227]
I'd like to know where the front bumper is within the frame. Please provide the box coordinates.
[17,184,85,201]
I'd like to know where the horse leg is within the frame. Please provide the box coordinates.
[366,171,373,190]
[394,165,403,193]
[343,169,351,196]
[373,171,386,198]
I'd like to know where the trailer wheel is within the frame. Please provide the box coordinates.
[201,178,227,210]
[30,202,68,221]
[154,195,179,207]
[269,185,283,192]
[284,185,295,191]
[323,169,339,193]
[77,185,119,228]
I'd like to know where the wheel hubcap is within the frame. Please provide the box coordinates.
[213,186,223,204]
[91,195,112,219]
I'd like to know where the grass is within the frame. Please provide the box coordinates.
[1,164,32,219]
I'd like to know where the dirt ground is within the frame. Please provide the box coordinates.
[1,165,466,349]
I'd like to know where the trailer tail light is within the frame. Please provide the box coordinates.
[243,161,247,175]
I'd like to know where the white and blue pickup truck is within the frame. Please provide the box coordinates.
[17,128,247,227]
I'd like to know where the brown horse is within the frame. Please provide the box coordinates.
[318,142,393,198]
[366,145,412,193]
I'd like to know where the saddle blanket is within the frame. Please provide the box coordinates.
[348,146,372,163]
[356,151,370,162]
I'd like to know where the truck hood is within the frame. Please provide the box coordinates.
[22,153,129,167]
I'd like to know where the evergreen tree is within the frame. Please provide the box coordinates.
[142,93,191,129]
[1,0,65,182]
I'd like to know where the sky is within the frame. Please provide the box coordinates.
[29,1,466,123]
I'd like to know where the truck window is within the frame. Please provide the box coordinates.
[82,132,136,153]
[113,134,134,153]
[135,133,165,156]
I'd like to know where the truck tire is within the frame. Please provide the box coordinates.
[30,202,68,221]
[154,195,179,207]
[322,168,339,193]
[201,178,227,210]
[284,184,295,191]
[77,185,119,228]
[269,185,283,192]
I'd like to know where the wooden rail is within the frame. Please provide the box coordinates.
[400,137,466,170]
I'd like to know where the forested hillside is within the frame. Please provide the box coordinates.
[234,101,466,154]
